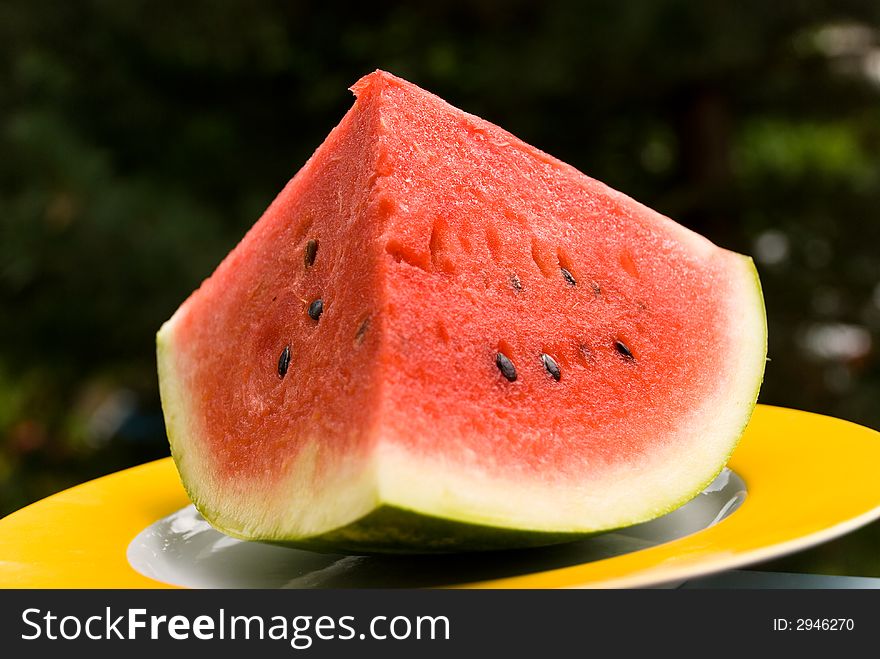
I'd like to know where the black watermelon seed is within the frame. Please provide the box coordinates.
[510,274,522,291]
[495,353,517,382]
[308,299,324,321]
[278,345,291,378]
[561,267,577,286]
[591,281,601,296]
[304,239,318,267]
[355,317,370,343]
[541,353,561,381]
[614,340,634,360]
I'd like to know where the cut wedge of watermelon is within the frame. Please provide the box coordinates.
[157,70,766,553]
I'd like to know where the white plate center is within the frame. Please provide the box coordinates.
[127,468,746,588]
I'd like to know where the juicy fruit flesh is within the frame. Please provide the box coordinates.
[158,70,766,549]
[390,260,727,479]
[370,76,738,482]
[190,75,731,481]
[376,116,733,480]
[167,86,384,488]
[381,226,733,480]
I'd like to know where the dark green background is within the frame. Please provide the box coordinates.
[2,1,879,576]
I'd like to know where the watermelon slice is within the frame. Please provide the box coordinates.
[157,70,766,553]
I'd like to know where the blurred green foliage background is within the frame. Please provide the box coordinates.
[2,0,880,575]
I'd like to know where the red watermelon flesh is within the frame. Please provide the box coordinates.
[157,70,766,552]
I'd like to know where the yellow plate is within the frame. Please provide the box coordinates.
[2,405,880,588]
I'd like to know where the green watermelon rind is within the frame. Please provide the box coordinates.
[157,255,766,554]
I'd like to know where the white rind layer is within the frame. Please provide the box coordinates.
[158,251,765,540]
